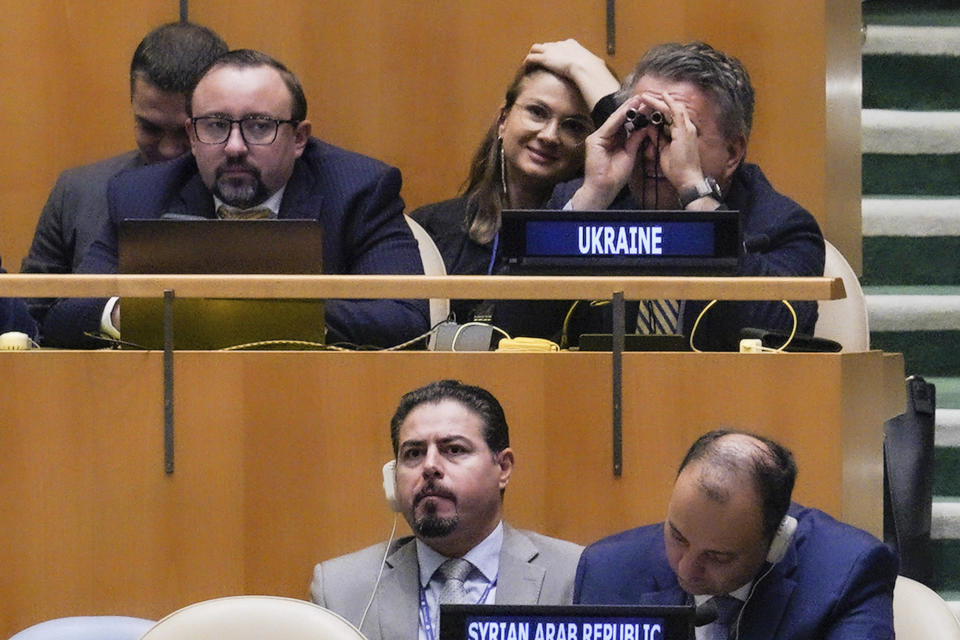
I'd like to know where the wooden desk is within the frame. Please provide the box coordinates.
[0,349,903,634]
[0,273,844,301]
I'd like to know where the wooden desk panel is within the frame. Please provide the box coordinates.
[0,350,903,635]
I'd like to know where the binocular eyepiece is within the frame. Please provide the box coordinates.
[624,109,668,134]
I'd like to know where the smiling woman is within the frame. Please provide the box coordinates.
[408,60,594,324]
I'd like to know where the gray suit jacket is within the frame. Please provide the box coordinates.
[21,150,143,321]
[311,523,583,640]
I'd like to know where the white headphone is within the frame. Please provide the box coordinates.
[382,460,399,512]
[765,514,797,564]
[729,514,799,640]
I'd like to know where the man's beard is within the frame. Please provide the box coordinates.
[413,513,459,538]
[214,163,270,209]
[411,483,459,538]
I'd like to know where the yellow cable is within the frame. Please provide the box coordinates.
[496,337,560,352]
[690,299,798,353]
[560,301,580,350]
[688,299,718,353]
[772,300,798,352]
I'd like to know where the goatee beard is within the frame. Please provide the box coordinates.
[414,514,459,538]
[214,163,269,209]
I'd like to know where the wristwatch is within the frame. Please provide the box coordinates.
[678,177,723,208]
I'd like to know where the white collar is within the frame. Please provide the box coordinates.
[416,521,504,587]
[693,581,753,606]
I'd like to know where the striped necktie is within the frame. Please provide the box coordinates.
[637,298,680,334]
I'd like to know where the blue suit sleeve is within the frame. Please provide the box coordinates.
[0,260,38,339]
[822,541,897,640]
[38,212,117,348]
[323,166,428,347]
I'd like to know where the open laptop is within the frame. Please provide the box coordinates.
[499,209,742,276]
[440,604,696,640]
[118,218,325,350]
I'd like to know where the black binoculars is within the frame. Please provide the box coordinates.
[623,109,668,134]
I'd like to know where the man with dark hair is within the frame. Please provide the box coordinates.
[40,49,427,349]
[388,379,511,458]
[311,380,582,640]
[546,42,825,350]
[21,22,228,325]
[574,429,896,640]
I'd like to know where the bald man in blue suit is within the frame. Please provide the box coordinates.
[575,430,896,640]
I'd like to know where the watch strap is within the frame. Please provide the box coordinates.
[678,177,722,208]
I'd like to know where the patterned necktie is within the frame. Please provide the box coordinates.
[637,298,680,334]
[709,595,743,640]
[437,557,474,605]
[216,205,273,220]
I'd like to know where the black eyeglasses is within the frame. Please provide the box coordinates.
[191,116,299,145]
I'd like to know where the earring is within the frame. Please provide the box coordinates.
[498,137,507,199]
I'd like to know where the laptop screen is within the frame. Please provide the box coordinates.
[499,210,742,275]
[117,218,325,350]
[118,218,324,275]
[439,604,695,640]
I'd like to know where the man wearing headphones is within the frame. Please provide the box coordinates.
[574,430,896,639]
[311,380,582,640]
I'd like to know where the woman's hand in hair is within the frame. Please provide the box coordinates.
[525,39,619,112]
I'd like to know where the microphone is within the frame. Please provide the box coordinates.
[694,599,718,627]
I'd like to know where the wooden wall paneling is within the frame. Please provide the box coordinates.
[189,1,611,215]
[0,349,902,636]
[0,351,246,630]
[2,1,861,270]
[191,0,861,263]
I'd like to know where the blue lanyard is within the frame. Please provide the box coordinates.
[419,575,497,640]
[486,232,500,276]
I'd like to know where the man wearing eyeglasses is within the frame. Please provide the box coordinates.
[41,49,428,349]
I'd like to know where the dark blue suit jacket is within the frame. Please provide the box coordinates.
[548,164,825,350]
[1,259,37,338]
[574,504,896,640]
[41,138,428,348]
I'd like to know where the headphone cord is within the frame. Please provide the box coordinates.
[358,513,399,630]
[731,560,777,640]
